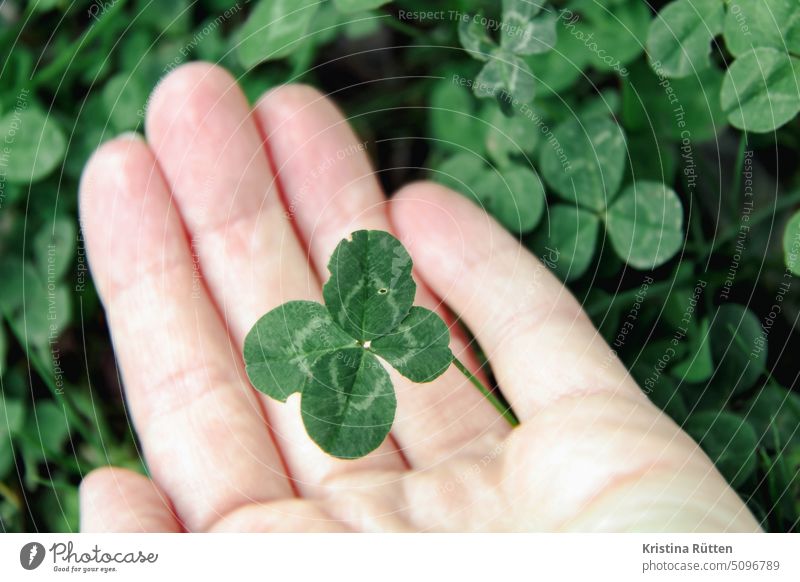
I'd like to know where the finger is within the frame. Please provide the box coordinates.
[80,135,292,531]
[390,182,648,420]
[80,467,181,532]
[254,85,509,467]
[144,63,404,490]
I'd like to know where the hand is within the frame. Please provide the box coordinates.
[78,63,760,532]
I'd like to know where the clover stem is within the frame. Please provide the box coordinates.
[453,358,519,427]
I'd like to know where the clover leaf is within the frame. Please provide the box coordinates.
[0,108,66,184]
[785,209,800,276]
[646,0,725,79]
[323,230,417,341]
[605,181,684,270]
[434,153,545,234]
[244,231,460,459]
[540,115,627,212]
[533,114,685,275]
[708,304,767,395]
[720,47,800,133]
[722,0,800,58]
[499,0,556,56]
[236,0,320,68]
[302,349,397,459]
[459,0,556,106]
[529,204,600,282]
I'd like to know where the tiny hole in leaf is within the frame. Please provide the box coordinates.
[378,288,388,295]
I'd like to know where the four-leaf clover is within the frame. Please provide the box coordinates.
[243,230,454,459]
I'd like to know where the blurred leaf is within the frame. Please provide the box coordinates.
[433,152,486,194]
[34,218,76,282]
[473,52,536,104]
[477,164,545,233]
[784,209,800,276]
[646,0,724,79]
[101,73,148,132]
[605,181,684,270]
[540,116,627,212]
[524,25,588,94]
[579,88,620,120]
[672,318,713,383]
[429,80,486,154]
[343,11,382,39]
[622,59,726,142]
[459,15,495,62]
[333,0,391,13]
[685,411,759,488]
[744,383,800,448]
[236,0,320,68]
[709,304,767,395]
[500,3,556,56]
[564,0,650,73]
[529,204,600,281]
[134,0,192,38]
[723,0,800,57]
[37,483,79,532]
[0,397,25,438]
[21,400,71,466]
[433,154,544,233]
[0,108,66,184]
[482,101,540,166]
[720,47,800,133]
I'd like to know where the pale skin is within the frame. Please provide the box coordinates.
[78,63,761,532]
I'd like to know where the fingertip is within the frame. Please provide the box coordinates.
[80,467,180,533]
[145,61,245,141]
[79,133,156,237]
[80,132,148,192]
[78,132,180,302]
[255,83,329,120]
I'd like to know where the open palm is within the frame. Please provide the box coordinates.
[79,63,759,532]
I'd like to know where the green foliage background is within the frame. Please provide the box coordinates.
[0,0,799,531]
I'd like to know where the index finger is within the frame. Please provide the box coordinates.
[390,182,649,421]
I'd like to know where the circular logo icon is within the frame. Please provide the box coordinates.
[20,542,46,570]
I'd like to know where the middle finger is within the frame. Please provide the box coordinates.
[145,63,406,494]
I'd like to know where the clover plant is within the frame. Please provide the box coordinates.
[243,230,517,459]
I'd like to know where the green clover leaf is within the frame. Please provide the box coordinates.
[243,230,458,459]
[722,0,800,58]
[785,209,800,276]
[0,108,66,184]
[646,0,725,79]
[236,0,320,68]
[302,349,397,459]
[323,230,416,341]
[459,1,556,106]
[434,153,545,234]
[720,47,800,133]
[605,181,685,271]
[540,115,627,212]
